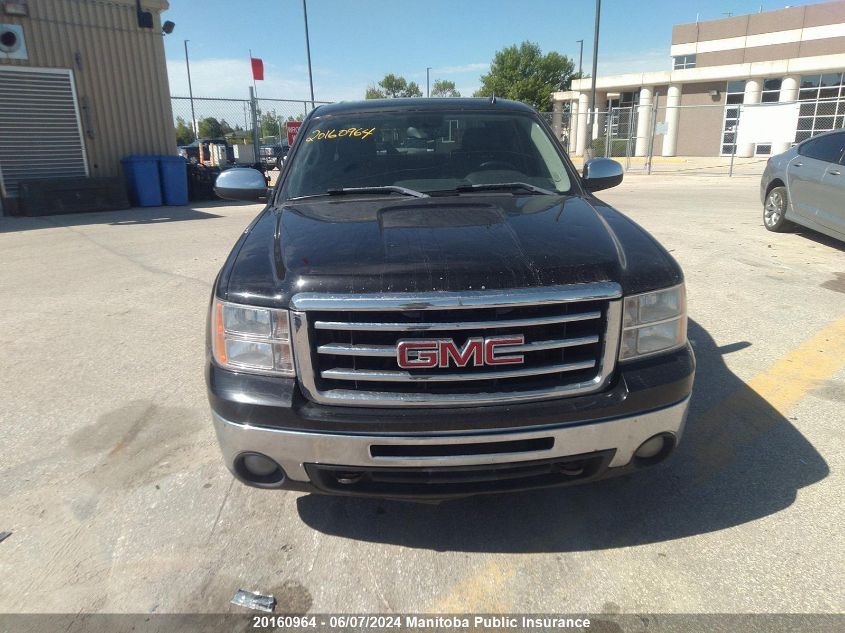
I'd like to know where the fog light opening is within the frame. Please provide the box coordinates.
[555,461,585,477]
[234,452,286,485]
[634,433,675,465]
[335,472,363,485]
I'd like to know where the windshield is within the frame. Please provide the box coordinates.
[283,110,572,199]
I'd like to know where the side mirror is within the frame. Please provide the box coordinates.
[214,167,268,201]
[582,158,624,192]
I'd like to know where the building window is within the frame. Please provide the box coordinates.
[761,78,782,103]
[796,73,845,143]
[673,54,696,70]
[721,81,746,155]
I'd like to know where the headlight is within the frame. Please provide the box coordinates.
[210,298,295,376]
[619,284,687,361]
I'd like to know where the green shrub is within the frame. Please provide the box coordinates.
[591,137,630,157]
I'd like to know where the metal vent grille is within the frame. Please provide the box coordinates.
[291,284,622,408]
[0,68,87,198]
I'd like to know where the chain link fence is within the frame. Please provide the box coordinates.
[170,95,842,176]
[171,95,332,147]
[543,95,845,177]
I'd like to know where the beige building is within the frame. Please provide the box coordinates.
[0,0,174,214]
[554,0,845,158]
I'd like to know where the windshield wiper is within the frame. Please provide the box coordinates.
[326,186,429,198]
[452,182,559,196]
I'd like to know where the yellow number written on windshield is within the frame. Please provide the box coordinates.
[305,127,377,142]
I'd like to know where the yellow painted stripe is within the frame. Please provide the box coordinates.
[431,559,515,613]
[693,314,845,483]
[430,315,845,610]
[746,314,845,413]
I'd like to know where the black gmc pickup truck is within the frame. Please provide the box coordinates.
[208,98,695,499]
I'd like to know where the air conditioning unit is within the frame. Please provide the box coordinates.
[0,24,27,60]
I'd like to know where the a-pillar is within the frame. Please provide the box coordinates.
[576,93,589,156]
[736,78,762,157]
[635,86,654,157]
[662,84,682,157]
[772,75,800,154]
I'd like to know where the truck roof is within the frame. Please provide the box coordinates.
[311,97,537,117]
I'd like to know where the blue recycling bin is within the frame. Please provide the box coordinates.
[121,155,162,207]
[158,155,188,205]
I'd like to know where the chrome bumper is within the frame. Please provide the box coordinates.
[212,397,690,483]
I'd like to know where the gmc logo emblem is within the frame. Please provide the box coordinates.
[396,336,525,369]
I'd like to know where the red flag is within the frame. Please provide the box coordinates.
[251,57,264,81]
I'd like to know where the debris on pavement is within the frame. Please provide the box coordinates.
[0,532,11,544]
[231,589,276,613]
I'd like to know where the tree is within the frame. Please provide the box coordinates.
[197,116,224,139]
[365,73,423,99]
[365,86,385,99]
[474,41,576,111]
[260,110,283,139]
[431,79,461,98]
[174,116,195,145]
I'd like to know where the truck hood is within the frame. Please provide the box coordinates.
[221,194,683,306]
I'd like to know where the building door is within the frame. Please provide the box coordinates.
[0,67,88,213]
[720,81,746,156]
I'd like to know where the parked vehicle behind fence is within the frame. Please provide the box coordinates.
[259,140,289,170]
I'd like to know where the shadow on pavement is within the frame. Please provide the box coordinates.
[296,319,828,552]
[793,228,845,252]
[0,200,259,233]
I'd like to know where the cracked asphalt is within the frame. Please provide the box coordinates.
[0,175,843,615]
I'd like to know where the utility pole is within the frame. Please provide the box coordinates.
[184,39,196,137]
[249,48,258,99]
[426,67,431,97]
[302,0,315,108]
[249,86,260,161]
[576,39,583,76]
[586,0,601,153]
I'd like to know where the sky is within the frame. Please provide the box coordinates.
[162,0,826,104]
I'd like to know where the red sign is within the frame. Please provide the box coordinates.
[250,57,264,81]
[287,121,302,146]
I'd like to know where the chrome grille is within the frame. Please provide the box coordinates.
[291,284,622,407]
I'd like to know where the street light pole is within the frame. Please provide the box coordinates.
[184,39,197,137]
[576,39,583,77]
[586,0,601,153]
[426,67,431,97]
[302,0,315,109]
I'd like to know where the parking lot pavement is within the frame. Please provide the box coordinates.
[0,175,843,614]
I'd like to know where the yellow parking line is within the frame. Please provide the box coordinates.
[746,314,845,413]
[431,559,515,613]
[429,315,845,611]
[691,313,845,482]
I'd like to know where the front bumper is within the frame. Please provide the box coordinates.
[208,343,694,498]
[212,396,689,497]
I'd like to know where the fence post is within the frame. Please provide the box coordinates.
[604,109,612,158]
[647,98,659,175]
[729,107,741,178]
[624,107,633,170]
[249,87,260,162]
